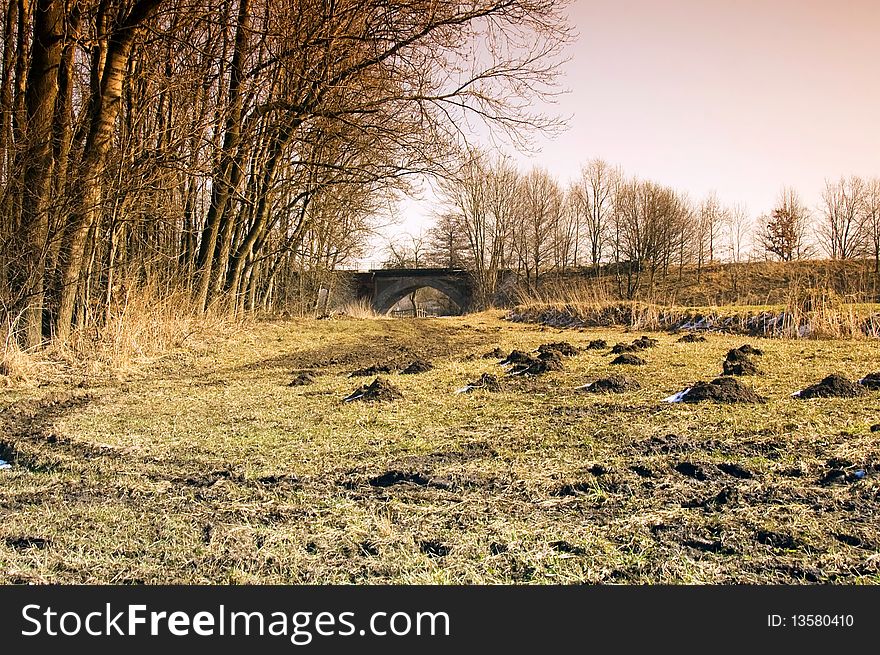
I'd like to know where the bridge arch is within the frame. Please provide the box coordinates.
[372,276,470,314]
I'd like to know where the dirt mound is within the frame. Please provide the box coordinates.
[538,341,579,357]
[343,377,403,402]
[456,373,502,393]
[674,462,708,480]
[794,374,866,399]
[633,335,659,349]
[677,333,706,343]
[5,536,50,550]
[585,339,607,350]
[288,372,317,386]
[859,372,880,390]
[482,347,506,359]
[718,462,754,479]
[580,375,641,393]
[756,530,802,550]
[610,353,646,366]
[500,349,537,366]
[369,470,428,487]
[400,360,433,375]
[727,345,763,361]
[349,364,394,377]
[723,345,762,376]
[722,358,759,376]
[510,350,565,375]
[679,377,765,403]
[611,336,657,354]
[420,540,450,558]
[550,540,587,555]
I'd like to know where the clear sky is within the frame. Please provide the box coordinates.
[371,0,880,260]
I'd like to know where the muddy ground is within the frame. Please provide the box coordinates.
[1,313,879,584]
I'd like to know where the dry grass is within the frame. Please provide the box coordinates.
[512,275,880,339]
[2,281,253,388]
[336,298,388,320]
[577,259,880,307]
[0,340,37,386]
[1,312,879,584]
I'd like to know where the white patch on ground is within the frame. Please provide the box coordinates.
[662,388,691,403]
[0,460,11,470]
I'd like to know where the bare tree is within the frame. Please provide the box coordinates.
[818,176,867,260]
[695,192,726,279]
[384,232,427,311]
[437,150,518,305]
[12,0,65,347]
[384,233,427,269]
[511,167,562,287]
[724,203,752,264]
[568,158,616,271]
[863,178,880,272]
[425,212,471,269]
[613,177,684,297]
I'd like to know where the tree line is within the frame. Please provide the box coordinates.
[0,0,571,346]
[403,152,880,303]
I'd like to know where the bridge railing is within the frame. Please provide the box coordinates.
[334,262,387,272]
[334,264,472,274]
[390,307,438,318]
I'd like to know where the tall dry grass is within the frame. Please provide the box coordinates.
[66,281,252,367]
[776,282,871,339]
[511,267,880,339]
[1,310,41,385]
[512,278,671,331]
[1,278,252,385]
[336,298,388,319]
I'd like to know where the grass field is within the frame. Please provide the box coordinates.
[2,312,880,584]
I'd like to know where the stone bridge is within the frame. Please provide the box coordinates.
[353,268,476,314]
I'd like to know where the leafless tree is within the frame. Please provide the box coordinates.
[384,232,428,310]
[510,167,562,288]
[436,150,518,305]
[612,177,686,297]
[694,192,727,279]
[818,176,867,260]
[863,178,880,272]
[425,212,471,269]
[384,233,427,269]
[724,203,752,264]
[568,158,617,271]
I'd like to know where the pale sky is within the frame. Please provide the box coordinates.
[371,0,880,261]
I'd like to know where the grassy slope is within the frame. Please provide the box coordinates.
[577,259,880,306]
[1,313,880,583]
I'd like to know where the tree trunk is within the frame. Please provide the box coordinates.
[17,0,63,347]
[194,0,249,311]
[55,0,163,340]
[46,13,79,278]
